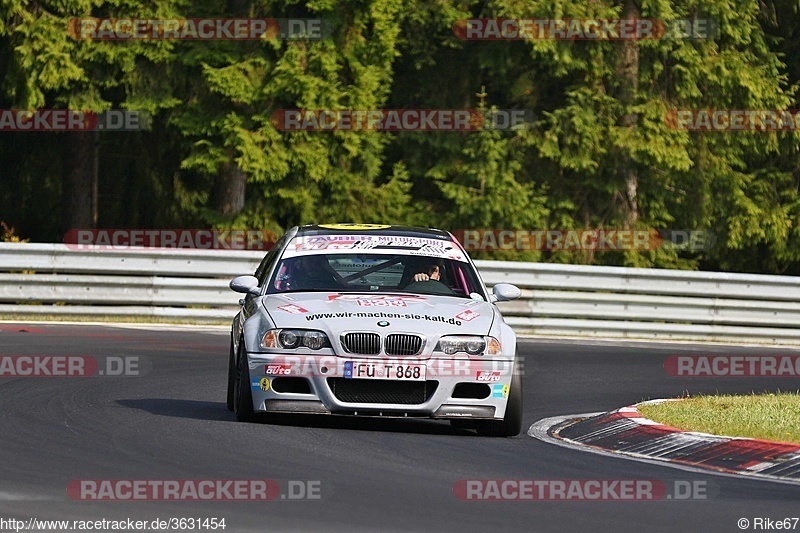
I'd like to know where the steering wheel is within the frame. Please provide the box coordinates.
[403,280,455,295]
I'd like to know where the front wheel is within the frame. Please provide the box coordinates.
[226,340,235,411]
[233,339,256,422]
[476,371,523,437]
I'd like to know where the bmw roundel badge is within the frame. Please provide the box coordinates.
[377,321,390,327]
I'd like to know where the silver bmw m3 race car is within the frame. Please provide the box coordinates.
[226,224,523,436]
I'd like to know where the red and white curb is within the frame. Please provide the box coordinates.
[528,399,800,486]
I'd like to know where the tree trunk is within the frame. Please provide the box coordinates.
[61,132,96,233]
[618,0,640,228]
[212,161,246,217]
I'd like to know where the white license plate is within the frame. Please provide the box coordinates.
[344,361,426,381]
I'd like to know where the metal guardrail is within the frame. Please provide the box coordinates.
[1,243,800,344]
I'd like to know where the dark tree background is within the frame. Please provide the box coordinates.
[1,0,799,274]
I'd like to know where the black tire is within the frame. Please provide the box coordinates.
[233,339,256,422]
[476,371,523,437]
[226,339,235,411]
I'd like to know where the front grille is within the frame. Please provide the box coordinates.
[384,334,423,356]
[341,333,381,355]
[327,378,438,405]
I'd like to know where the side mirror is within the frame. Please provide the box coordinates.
[492,283,521,302]
[230,275,261,296]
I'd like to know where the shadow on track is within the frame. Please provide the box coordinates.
[117,398,480,436]
[117,399,232,422]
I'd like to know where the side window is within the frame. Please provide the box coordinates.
[255,236,286,286]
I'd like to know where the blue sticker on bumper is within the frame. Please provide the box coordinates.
[493,384,509,398]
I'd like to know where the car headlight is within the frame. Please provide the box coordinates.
[278,330,300,348]
[434,336,502,356]
[303,331,328,350]
[261,329,331,350]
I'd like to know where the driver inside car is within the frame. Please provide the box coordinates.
[401,257,447,287]
[413,262,442,282]
[400,258,455,295]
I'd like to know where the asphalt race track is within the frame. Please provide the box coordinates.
[1,323,799,533]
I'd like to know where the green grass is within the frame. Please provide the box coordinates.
[638,392,800,444]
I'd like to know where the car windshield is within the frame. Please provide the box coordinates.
[266,252,484,299]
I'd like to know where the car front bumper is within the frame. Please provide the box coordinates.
[246,352,516,420]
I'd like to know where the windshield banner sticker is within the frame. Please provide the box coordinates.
[284,235,467,262]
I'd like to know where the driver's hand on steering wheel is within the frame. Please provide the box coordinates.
[413,273,431,282]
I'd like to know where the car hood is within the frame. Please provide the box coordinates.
[263,292,494,335]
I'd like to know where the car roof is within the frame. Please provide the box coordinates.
[296,224,452,240]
